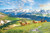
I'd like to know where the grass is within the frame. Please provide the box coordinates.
[0,22,50,33]
[2,23,42,33]
[38,22,50,33]
[0,13,50,33]
[29,22,50,33]
[7,17,21,21]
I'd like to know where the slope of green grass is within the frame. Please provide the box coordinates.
[38,22,50,33]
[30,22,50,33]
[0,12,50,33]
[3,23,42,33]
[0,22,50,33]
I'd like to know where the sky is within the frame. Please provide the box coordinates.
[0,0,50,10]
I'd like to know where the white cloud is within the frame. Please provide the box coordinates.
[22,0,34,3]
[40,3,50,10]
[21,0,34,6]
[28,0,34,6]
[0,0,35,9]
[27,0,34,2]
[22,0,27,3]
[7,2,11,4]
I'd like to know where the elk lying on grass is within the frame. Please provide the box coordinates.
[33,20,47,23]
[34,22,38,23]
[44,20,47,22]
[19,21,30,26]
[19,22,25,26]
[19,21,25,26]
[38,21,41,23]
[33,20,38,23]
[33,20,41,23]
[25,22,30,24]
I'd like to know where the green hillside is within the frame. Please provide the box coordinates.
[0,22,50,33]
[0,12,50,33]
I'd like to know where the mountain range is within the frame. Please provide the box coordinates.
[0,9,50,17]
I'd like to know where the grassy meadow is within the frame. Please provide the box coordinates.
[0,12,50,33]
[0,21,50,33]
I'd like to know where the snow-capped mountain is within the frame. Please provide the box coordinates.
[0,9,50,17]
[39,10,47,14]
[47,10,50,14]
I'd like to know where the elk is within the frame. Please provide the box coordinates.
[44,20,47,22]
[32,20,38,23]
[24,22,30,24]
[40,19,43,22]
[38,21,41,23]
[33,20,42,23]
[19,21,25,26]
[34,22,38,23]
[39,18,44,22]
[32,20,35,23]
[23,20,30,24]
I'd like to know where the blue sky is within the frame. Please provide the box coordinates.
[0,0,50,10]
